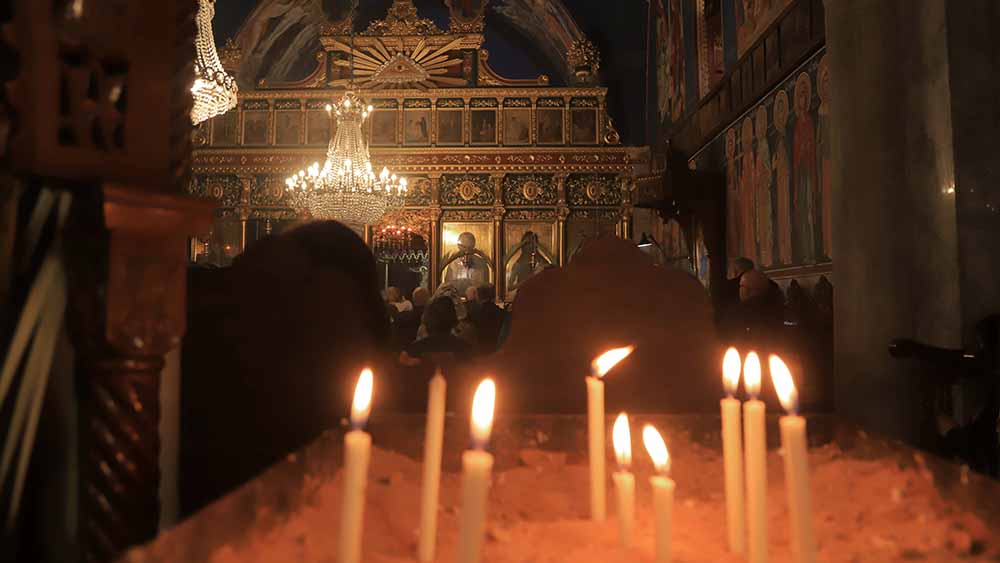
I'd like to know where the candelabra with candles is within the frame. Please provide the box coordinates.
[373,225,428,265]
[285,93,407,226]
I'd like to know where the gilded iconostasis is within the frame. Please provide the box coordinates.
[189,0,656,301]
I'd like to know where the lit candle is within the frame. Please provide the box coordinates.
[339,368,374,563]
[643,425,675,563]
[611,413,635,548]
[743,352,768,563]
[457,378,496,563]
[587,346,635,521]
[721,347,746,553]
[770,355,815,563]
[418,369,447,562]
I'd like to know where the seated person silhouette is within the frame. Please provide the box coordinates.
[400,296,469,368]
[180,220,388,516]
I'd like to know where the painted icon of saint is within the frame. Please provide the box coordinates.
[792,72,817,263]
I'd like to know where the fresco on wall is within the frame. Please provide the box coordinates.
[736,0,793,57]
[696,50,831,274]
[655,0,686,129]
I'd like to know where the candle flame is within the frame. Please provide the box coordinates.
[470,378,496,448]
[769,355,800,415]
[743,352,761,398]
[591,346,635,378]
[722,347,741,396]
[350,368,374,428]
[642,425,671,475]
[612,412,632,469]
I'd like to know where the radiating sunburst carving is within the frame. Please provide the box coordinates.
[327,36,467,89]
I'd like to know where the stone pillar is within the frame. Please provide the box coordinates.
[825,0,1000,446]
[945,0,1000,347]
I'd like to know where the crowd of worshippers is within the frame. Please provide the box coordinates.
[383,283,509,366]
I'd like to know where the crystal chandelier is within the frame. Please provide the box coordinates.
[191,0,238,124]
[285,92,407,225]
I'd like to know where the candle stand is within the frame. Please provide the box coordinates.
[124,415,1000,563]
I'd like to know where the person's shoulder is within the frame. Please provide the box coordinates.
[406,336,434,355]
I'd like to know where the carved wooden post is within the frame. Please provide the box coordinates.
[3,2,212,561]
[555,173,569,266]
[237,175,253,251]
[428,174,442,289]
[491,173,505,296]
[619,175,636,240]
[67,187,212,563]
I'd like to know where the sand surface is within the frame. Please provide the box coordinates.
[205,438,997,563]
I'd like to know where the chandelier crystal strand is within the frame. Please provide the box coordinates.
[286,93,407,225]
[191,0,239,124]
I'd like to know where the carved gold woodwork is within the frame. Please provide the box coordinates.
[457,180,483,201]
[567,39,601,83]
[361,0,444,36]
[444,0,486,34]
[478,50,549,87]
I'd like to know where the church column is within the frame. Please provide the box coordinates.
[825,0,963,446]
[945,0,1000,348]
[491,173,505,298]
[555,173,569,266]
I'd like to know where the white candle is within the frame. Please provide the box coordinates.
[643,425,675,563]
[457,378,496,563]
[418,370,447,562]
[721,347,746,554]
[339,368,374,563]
[611,412,635,548]
[588,346,634,521]
[770,356,816,563]
[743,352,768,563]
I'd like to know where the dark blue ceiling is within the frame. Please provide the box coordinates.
[213,0,649,145]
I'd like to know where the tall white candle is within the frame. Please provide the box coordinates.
[587,346,634,521]
[770,355,816,563]
[457,378,496,563]
[643,425,675,563]
[586,376,606,522]
[721,347,746,554]
[418,370,447,562]
[339,368,374,563]
[611,412,635,548]
[743,352,768,563]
